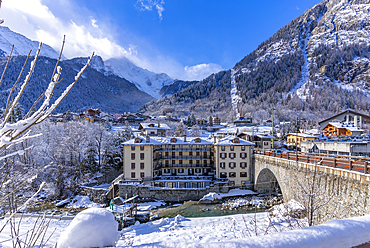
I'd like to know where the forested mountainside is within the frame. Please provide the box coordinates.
[139,0,370,124]
[0,55,154,113]
[139,70,232,119]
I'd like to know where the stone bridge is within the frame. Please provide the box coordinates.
[254,153,370,222]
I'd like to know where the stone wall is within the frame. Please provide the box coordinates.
[79,187,108,205]
[254,154,370,223]
[119,183,229,202]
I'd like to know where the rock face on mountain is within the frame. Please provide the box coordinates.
[139,0,370,123]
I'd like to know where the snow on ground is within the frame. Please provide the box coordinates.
[200,189,258,202]
[2,201,370,247]
[58,208,119,248]
[66,195,103,209]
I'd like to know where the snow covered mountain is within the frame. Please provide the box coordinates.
[104,57,175,99]
[0,26,62,59]
[139,0,370,123]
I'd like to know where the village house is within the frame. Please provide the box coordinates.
[212,116,221,126]
[286,133,318,148]
[318,109,370,130]
[138,123,171,137]
[321,122,364,137]
[238,132,274,150]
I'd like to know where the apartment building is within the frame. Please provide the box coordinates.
[214,137,254,187]
[122,135,255,189]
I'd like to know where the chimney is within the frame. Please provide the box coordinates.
[146,135,150,143]
[158,122,160,127]
[183,134,187,142]
[213,135,217,144]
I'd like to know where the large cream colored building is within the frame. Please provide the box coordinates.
[122,136,214,188]
[214,137,255,187]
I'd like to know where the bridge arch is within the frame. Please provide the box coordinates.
[255,168,282,195]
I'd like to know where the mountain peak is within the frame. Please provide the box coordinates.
[0,26,64,60]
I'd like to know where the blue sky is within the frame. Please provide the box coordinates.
[2,0,320,80]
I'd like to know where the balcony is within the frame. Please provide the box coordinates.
[153,155,211,160]
[153,147,212,152]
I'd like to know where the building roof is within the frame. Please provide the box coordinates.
[318,109,370,125]
[138,123,171,130]
[216,136,255,146]
[326,122,364,132]
[123,136,213,146]
[287,133,317,138]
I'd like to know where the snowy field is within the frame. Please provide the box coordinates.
[1,199,370,247]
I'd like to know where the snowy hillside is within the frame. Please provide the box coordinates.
[0,26,62,59]
[104,57,175,98]
[140,0,370,123]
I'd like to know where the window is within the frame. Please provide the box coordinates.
[165,151,169,156]
[264,142,268,146]
[172,160,175,165]
[230,181,235,186]
[131,146,135,151]
[220,153,226,159]
[179,151,183,156]
[164,169,170,173]
[179,160,183,165]
[196,151,200,156]
[178,168,184,173]
[221,146,225,151]
[230,146,234,151]
[131,172,135,178]
[131,153,135,160]
[240,172,247,177]
[140,146,144,151]
[189,151,193,156]
[189,160,193,164]
[204,152,207,158]
[195,168,201,173]
[165,160,169,166]
[203,168,208,173]
[229,172,236,178]
[140,172,145,178]
[220,172,227,178]
[240,153,246,159]
[140,163,144,169]
[229,162,236,169]
[220,162,225,169]
[240,162,246,168]
[172,151,175,157]
[229,153,235,159]
[196,160,200,165]
[241,146,245,151]
[131,163,135,169]
[140,153,144,160]
[203,160,207,165]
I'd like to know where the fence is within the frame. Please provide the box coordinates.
[254,149,370,174]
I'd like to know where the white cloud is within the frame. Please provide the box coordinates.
[184,63,223,81]
[135,0,165,20]
[91,19,98,28]
[1,0,133,60]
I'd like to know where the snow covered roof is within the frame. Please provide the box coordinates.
[327,122,364,132]
[216,136,255,146]
[123,136,213,146]
[287,133,317,138]
[138,123,171,130]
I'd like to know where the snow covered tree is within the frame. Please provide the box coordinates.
[175,122,187,136]
[190,124,200,137]
[0,39,94,246]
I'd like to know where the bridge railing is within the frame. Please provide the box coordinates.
[254,149,370,174]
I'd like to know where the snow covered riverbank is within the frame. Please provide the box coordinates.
[2,201,370,247]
